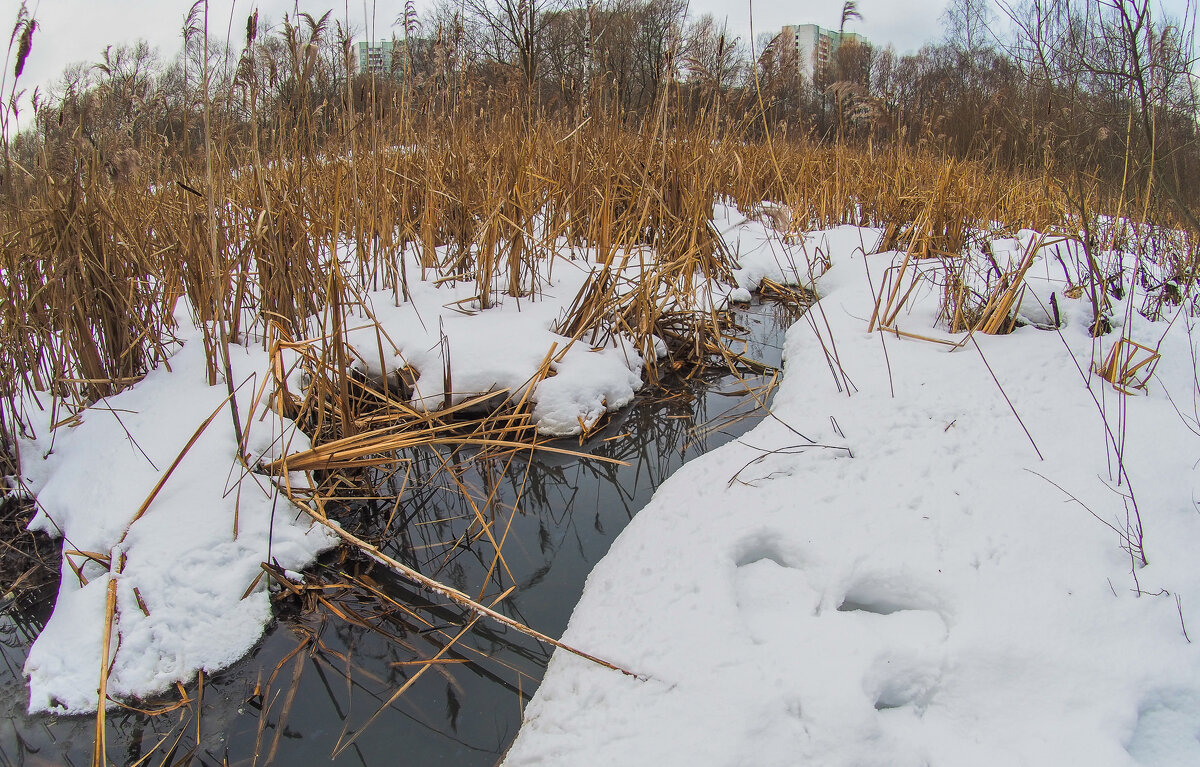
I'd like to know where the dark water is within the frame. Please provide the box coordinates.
[0,301,795,767]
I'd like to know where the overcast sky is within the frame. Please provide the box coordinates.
[5,0,1196,131]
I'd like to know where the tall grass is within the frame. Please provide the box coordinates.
[2,12,1198,758]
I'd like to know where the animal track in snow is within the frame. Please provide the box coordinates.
[835,572,948,620]
[1124,689,1200,765]
[863,651,943,713]
[733,529,802,570]
[832,572,950,716]
[731,531,817,644]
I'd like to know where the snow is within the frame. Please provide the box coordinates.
[532,340,646,436]
[337,248,650,434]
[19,331,339,714]
[502,226,1200,766]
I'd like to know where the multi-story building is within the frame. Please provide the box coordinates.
[782,24,867,87]
[353,40,401,77]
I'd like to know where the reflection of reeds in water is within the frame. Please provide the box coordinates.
[240,303,795,758]
[257,557,550,761]
[0,498,58,647]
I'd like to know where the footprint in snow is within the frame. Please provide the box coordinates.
[835,571,950,715]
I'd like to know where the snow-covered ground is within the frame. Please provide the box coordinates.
[336,249,658,436]
[503,227,1200,766]
[13,198,1200,767]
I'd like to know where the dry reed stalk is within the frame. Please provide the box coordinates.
[91,574,117,767]
[1097,337,1161,393]
[878,325,964,347]
[266,414,623,473]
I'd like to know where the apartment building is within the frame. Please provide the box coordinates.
[782,24,867,86]
[353,40,401,77]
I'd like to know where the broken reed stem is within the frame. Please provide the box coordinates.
[92,574,118,767]
[118,388,240,541]
[976,234,1047,334]
[292,499,645,682]
[1097,337,1161,393]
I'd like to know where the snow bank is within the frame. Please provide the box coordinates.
[533,339,646,436]
[716,201,840,292]
[503,227,1200,765]
[20,334,338,713]
[340,249,649,436]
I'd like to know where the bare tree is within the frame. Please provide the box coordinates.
[542,5,590,110]
[627,0,685,110]
[464,0,576,102]
[942,0,996,56]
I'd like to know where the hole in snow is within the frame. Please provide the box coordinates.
[865,655,941,713]
[838,596,910,616]
[874,680,923,711]
[836,574,944,617]
[1125,690,1200,766]
[733,531,799,570]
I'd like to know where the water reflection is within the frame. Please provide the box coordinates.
[0,301,796,766]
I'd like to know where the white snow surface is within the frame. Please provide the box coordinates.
[503,226,1200,766]
[20,333,339,714]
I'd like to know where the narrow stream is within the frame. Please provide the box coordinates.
[0,300,796,766]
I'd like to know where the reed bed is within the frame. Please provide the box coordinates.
[3,110,1195,583]
[2,8,1197,762]
[0,115,1097,462]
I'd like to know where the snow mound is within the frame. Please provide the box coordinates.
[533,340,645,436]
[21,337,337,714]
[340,253,650,437]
